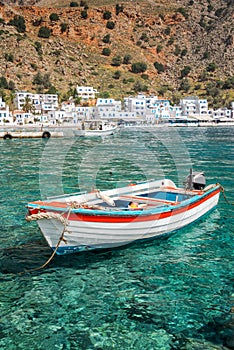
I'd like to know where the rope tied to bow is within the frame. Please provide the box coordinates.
[218,183,234,206]
[17,205,73,274]
[26,211,67,224]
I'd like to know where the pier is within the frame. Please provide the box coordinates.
[0,126,65,139]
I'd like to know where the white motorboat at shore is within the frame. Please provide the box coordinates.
[73,120,117,137]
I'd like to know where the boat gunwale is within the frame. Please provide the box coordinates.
[27,185,220,217]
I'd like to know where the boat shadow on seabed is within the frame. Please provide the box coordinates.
[0,238,126,276]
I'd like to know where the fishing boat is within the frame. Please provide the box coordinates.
[73,120,117,137]
[26,171,221,255]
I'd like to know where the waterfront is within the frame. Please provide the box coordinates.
[0,127,233,349]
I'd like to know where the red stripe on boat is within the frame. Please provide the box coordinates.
[66,188,220,223]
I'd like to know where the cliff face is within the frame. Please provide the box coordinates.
[0,0,233,106]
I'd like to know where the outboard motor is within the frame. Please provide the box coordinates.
[185,169,206,190]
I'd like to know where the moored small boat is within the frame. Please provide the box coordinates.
[26,171,221,255]
[73,120,117,137]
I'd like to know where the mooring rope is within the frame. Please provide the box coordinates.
[218,184,234,206]
[16,205,73,275]
[26,211,67,224]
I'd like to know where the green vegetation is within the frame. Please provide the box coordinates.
[123,55,132,64]
[133,80,148,93]
[116,4,124,15]
[49,13,59,21]
[164,27,171,35]
[102,34,110,43]
[154,62,165,74]
[47,86,59,94]
[80,0,88,8]
[33,72,51,91]
[0,76,8,89]
[180,66,191,78]
[177,7,188,19]
[180,48,187,57]
[106,21,115,30]
[223,76,234,89]
[113,70,121,79]
[141,74,148,80]
[70,2,79,7]
[156,45,163,53]
[60,23,68,33]
[81,10,88,19]
[103,11,112,20]
[131,62,147,74]
[99,91,110,98]
[8,81,15,91]
[179,78,191,92]
[4,53,14,62]
[102,48,111,56]
[140,32,148,42]
[0,76,15,91]
[38,27,51,38]
[206,63,217,72]
[8,15,26,33]
[215,8,224,17]
[30,63,38,70]
[203,51,210,59]
[34,41,43,55]
[174,45,180,56]
[111,56,122,66]
[167,36,174,45]
[22,96,35,113]
[32,18,43,27]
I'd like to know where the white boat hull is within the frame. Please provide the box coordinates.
[30,184,220,254]
[73,126,117,137]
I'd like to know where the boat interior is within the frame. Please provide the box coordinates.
[95,189,194,210]
[29,179,201,212]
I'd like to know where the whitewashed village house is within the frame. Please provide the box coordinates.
[0,96,11,124]
[180,96,208,116]
[76,86,98,101]
[13,91,58,124]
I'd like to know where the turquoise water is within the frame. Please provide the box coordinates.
[0,127,233,349]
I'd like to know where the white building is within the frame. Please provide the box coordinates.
[13,111,34,125]
[180,96,208,116]
[0,96,6,108]
[75,106,96,120]
[0,108,11,124]
[124,94,172,122]
[76,86,98,100]
[169,105,182,119]
[14,91,58,113]
[96,98,122,118]
[208,107,233,119]
[147,99,171,120]
[0,97,11,124]
[47,110,67,124]
[124,94,147,117]
[61,100,76,113]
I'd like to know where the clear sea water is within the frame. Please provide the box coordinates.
[0,127,233,350]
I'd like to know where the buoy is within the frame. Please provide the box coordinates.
[3,133,12,140]
[42,131,51,139]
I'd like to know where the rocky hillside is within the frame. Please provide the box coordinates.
[0,0,233,107]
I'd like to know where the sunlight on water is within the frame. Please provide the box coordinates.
[0,127,233,349]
